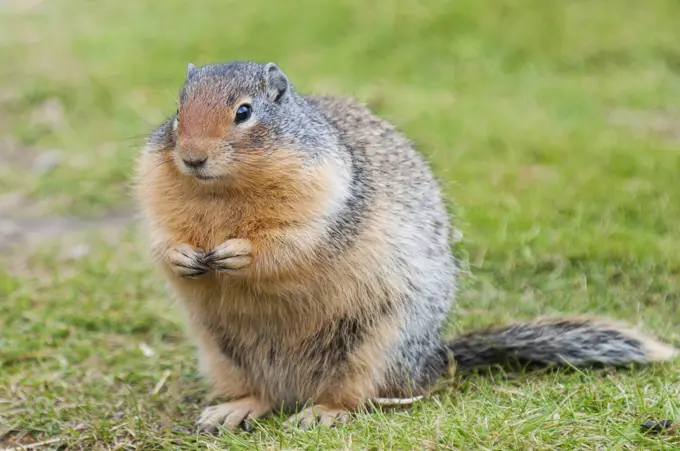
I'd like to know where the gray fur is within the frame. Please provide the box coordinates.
[305,95,458,393]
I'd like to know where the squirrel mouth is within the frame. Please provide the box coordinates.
[194,174,217,182]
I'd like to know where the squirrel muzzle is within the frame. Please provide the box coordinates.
[175,137,230,181]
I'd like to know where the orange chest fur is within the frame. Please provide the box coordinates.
[141,158,322,253]
[174,206,234,251]
[154,194,252,250]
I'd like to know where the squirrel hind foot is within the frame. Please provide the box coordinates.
[285,404,350,430]
[197,396,270,434]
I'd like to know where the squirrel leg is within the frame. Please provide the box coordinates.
[284,308,402,429]
[183,311,265,433]
[194,335,268,433]
[191,320,251,399]
[285,362,380,429]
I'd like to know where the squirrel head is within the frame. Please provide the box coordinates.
[150,61,339,189]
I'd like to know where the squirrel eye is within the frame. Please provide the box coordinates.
[234,104,252,124]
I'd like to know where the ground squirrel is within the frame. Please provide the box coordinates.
[134,61,678,432]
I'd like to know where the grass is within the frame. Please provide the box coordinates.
[1,0,679,449]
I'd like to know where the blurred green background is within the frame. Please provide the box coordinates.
[1,0,679,449]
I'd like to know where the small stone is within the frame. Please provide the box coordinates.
[29,98,65,128]
[32,150,62,174]
[171,425,192,434]
[138,342,155,357]
[0,220,21,243]
[64,243,91,260]
[641,419,673,433]
[0,192,27,211]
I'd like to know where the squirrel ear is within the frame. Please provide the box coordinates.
[186,63,197,79]
[264,62,289,103]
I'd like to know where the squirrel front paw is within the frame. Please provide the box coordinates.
[205,239,253,275]
[167,244,210,279]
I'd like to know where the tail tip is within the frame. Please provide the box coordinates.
[643,339,679,362]
[584,318,678,364]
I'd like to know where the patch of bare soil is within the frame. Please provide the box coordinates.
[0,138,47,173]
[0,0,44,11]
[607,108,680,141]
[0,138,136,256]
[0,208,135,254]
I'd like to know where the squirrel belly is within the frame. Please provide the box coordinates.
[134,61,678,431]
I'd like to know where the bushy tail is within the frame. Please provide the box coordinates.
[446,317,678,372]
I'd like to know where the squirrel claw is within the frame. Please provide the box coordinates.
[167,244,209,279]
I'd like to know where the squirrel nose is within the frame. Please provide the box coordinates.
[182,156,208,169]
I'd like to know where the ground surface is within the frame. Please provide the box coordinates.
[1,0,679,449]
